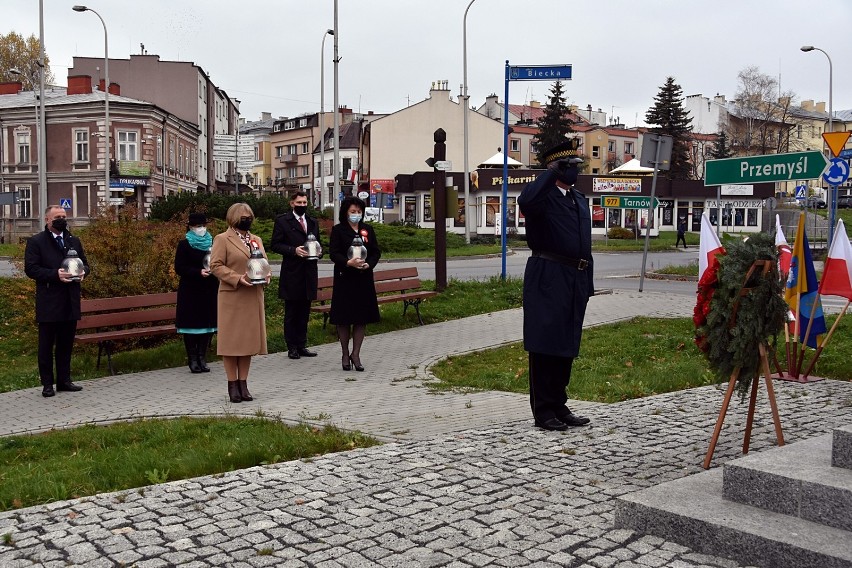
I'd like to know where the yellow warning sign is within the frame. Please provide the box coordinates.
[822,131,851,158]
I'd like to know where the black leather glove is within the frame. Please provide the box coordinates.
[551,157,582,186]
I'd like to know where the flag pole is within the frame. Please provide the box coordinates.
[792,290,801,378]
[802,300,850,378]
[796,295,820,376]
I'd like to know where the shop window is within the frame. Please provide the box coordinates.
[691,207,703,231]
[404,196,417,223]
[747,209,758,227]
[454,197,466,228]
[485,196,500,227]
[424,195,433,221]
[734,208,745,226]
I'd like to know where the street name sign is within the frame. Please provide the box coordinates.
[434,160,452,171]
[509,65,572,81]
[705,151,828,186]
[601,195,660,209]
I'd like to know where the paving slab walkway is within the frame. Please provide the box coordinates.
[2,290,850,567]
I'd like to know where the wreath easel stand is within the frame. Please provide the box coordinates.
[703,260,786,470]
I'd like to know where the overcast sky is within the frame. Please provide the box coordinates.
[5,0,852,129]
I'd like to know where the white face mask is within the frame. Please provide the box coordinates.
[191,227,207,237]
[348,214,362,224]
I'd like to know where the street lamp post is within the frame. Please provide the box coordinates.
[332,0,341,225]
[801,45,835,246]
[73,5,110,205]
[320,29,333,209]
[462,0,477,245]
[37,0,47,216]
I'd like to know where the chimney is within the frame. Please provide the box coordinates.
[801,100,815,111]
[97,79,120,96]
[67,75,93,95]
[816,101,826,113]
[714,94,726,105]
[261,112,272,120]
[0,82,23,95]
[530,100,540,108]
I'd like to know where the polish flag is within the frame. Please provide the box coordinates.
[698,212,725,282]
[775,214,792,278]
[819,219,852,300]
[347,169,357,183]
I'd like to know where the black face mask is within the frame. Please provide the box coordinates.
[51,218,67,232]
[293,205,308,217]
[235,219,252,231]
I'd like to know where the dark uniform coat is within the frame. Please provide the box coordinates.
[518,169,594,358]
[328,222,381,325]
[174,239,219,330]
[209,230,268,356]
[24,227,90,323]
[270,212,322,301]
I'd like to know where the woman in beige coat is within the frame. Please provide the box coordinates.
[210,203,269,403]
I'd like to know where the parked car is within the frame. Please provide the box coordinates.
[837,196,852,209]
[802,197,827,209]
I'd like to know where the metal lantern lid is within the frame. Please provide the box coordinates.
[61,248,85,282]
[305,233,319,260]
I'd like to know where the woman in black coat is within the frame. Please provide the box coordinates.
[174,212,219,373]
[329,196,381,371]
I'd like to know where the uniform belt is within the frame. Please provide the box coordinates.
[531,250,589,270]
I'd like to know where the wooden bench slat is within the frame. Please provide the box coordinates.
[76,307,177,330]
[81,292,177,313]
[75,324,176,343]
[374,279,422,294]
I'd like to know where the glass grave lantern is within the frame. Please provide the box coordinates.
[202,248,212,271]
[347,236,367,261]
[61,248,85,282]
[305,233,319,260]
[246,242,271,285]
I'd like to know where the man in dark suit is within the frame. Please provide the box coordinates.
[271,191,322,359]
[518,139,594,431]
[24,205,90,397]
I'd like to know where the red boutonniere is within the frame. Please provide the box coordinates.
[359,228,368,243]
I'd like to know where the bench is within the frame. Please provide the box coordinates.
[312,266,438,328]
[75,292,178,375]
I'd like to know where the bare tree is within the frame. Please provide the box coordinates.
[726,66,801,155]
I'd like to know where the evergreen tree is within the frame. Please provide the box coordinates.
[709,131,733,159]
[533,81,574,166]
[645,77,693,179]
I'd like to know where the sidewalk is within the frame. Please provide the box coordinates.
[1,290,849,567]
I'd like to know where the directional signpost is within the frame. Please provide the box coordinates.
[601,195,660,209]
[705,151,828,186]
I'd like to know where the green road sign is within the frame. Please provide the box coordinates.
[705,151,828,186]
[601,195,660,209]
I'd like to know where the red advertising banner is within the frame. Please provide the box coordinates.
[592,205,605,221]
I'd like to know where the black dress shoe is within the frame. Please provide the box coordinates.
[42,386,55,398]
[288,349,301,360]
[297,347,317,357]
[350,356,364,372]
[534,417,569,431]
[57,382,83,392]
[558,413,591,427]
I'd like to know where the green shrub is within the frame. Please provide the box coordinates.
[607,226,635,240]
[371,223,465,253]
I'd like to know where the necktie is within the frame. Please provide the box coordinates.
[56,235,65,249]
[299,217,307,233]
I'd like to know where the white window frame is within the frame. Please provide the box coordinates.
[15,129,31,164]
[18,185,32,218]
[287,166,298,178]
[510,138,520,152]
[624,141,634,154]
[74,128,89,163]
[301,142,309,154]
[117,130,139,161]
[592,146,600,159]
[299,165,309,177]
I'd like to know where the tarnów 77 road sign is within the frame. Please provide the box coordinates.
[601,195,660,209]
[704,151,828,186]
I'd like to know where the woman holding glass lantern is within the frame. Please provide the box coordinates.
[174,212,218,374]
[209,203,270,403]
[329,196,381,371]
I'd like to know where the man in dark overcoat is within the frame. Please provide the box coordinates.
[24,205,90,397]
[518,139,594,430]
[270,191,323,359]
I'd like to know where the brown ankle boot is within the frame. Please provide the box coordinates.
[237,380,253,401]
[228,381,242,403]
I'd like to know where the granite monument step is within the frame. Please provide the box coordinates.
[834,425,852,469]
[614,467,852,568]
[723,432,852,531]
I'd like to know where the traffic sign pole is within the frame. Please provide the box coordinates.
[639,134,669,293]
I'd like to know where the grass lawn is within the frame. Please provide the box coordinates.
[429,315,852,402]
[0,415,378,511]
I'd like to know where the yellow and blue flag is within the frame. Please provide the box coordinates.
[784,215,826,348]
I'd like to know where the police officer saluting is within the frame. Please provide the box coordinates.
[518,139,593,431]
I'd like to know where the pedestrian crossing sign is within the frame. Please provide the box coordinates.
[59,198,72,210]
[794,185,806,200]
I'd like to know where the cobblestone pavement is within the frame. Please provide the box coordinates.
[1,290,850,567]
